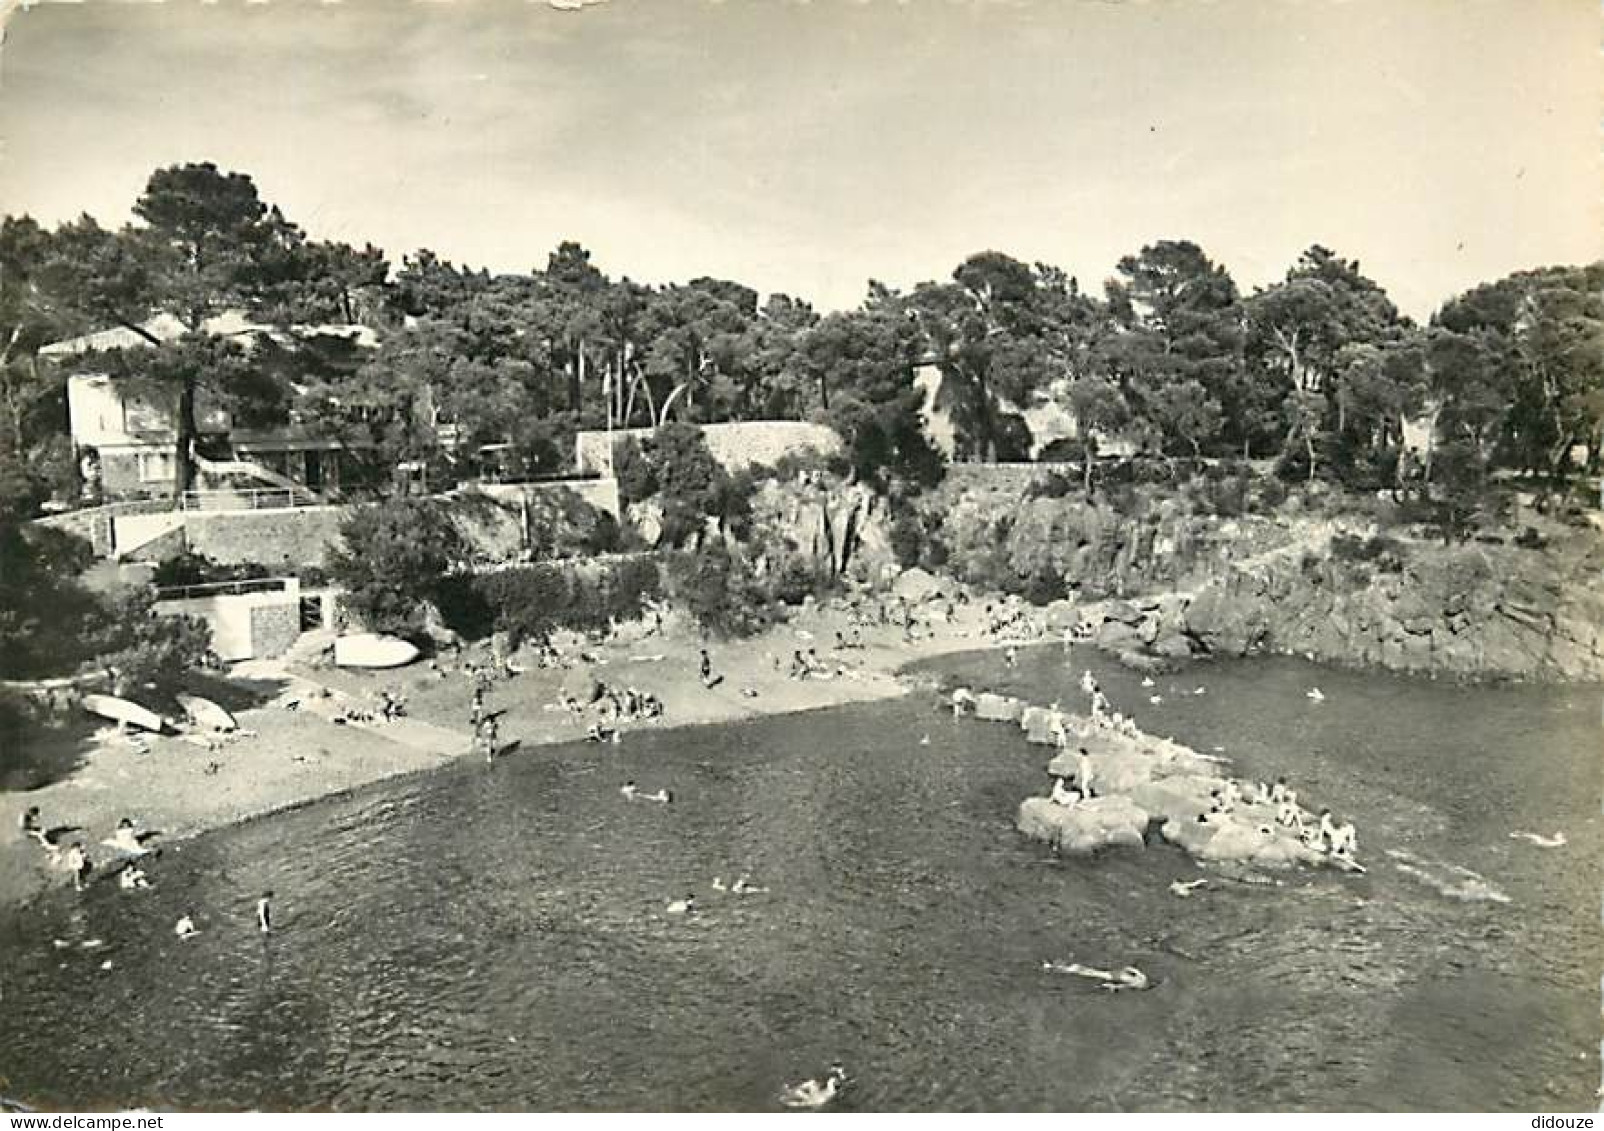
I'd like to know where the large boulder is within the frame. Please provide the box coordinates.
[625,499,665,549]
[1095,620,1142,650]
[1043,599,1079,630]
[1016,795,1150,856]
[1102,600,1144,626]
[1152,633,1195,660]
[891,567,943,603]
[1160,810,1323,869]
[1019,705,1057,744]
[1125,772,1224,820]
[975,692,1023,722]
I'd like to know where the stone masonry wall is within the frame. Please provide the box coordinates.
[183,507,348,568]
[249,601,303,659]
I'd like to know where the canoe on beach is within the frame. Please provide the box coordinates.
[334,634,421,670]
[177,694,238,732]
[82,694,166,733]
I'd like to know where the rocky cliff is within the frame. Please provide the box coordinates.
[925,470,1604,682]
[1181,534,1604,682]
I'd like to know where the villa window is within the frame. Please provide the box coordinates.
[137,450,176,483]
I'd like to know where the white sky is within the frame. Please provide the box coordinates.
[1,0,1598,318]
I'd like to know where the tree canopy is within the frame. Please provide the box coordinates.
[1,159,1596,517]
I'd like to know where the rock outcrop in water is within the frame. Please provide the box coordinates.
[1017,795,1148,854]
[976,692,1346,868]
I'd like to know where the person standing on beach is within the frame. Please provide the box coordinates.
[63,842,90,892]
[479,715,501,764]
[470,685,486,729]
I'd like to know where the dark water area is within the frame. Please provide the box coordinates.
[1,647,1598,1112]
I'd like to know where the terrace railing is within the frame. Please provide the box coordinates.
[154,576,296,601]
[177,487,323,512]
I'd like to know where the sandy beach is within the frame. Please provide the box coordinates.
[0,595,1032,908]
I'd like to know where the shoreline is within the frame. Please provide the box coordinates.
[6,575,1593,911]
[0,597,1013,910]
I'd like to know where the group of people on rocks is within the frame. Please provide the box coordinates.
[1264,777,1358,860]
[1048,746,1099,809]
[1029,673,1362,868]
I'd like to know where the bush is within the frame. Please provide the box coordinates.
[84,585,215,697]
[888,513,924,569]
[1104,482,1142,516]
[0,522,100,679]
[664,546,771,638]
[1191,472,1247,517]
[768,554,827,606]
[1330,532,1407,572]
[613,437,657,508]
[1025,469,1075,500]
[469,557,664,646]
[615,424,756,548]
[1255,478,1289,510]
[151,551,274,589]
[1021,566,1064,606]
[327,499,469,636]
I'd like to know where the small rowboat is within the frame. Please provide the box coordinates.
[82,694,166,733]
[333,634,421,670]
[176,694,238,732]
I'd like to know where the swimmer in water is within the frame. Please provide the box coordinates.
[118,865,150,891]
[643,788,672,804]
[1268,776,1289,804]
[175,915,199,939]
[666,894,696,916]
[256,891,273,934]
[620,781,639,801]
[1042,961,1150,991]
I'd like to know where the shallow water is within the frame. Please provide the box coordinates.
[1,647,1598,1111]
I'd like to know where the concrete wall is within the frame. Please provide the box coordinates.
[575,422,843,477]
[114,511,186,556]
[470,478,622,518]
[33,508,114,557]
[158,581,301,662]
[183,506,348,567]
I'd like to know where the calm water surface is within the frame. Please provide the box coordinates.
[1,648,1598,1111]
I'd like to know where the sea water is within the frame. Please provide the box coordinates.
[0,648,1596,1111]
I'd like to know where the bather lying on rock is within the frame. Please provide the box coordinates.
[1160,809,1325,869]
